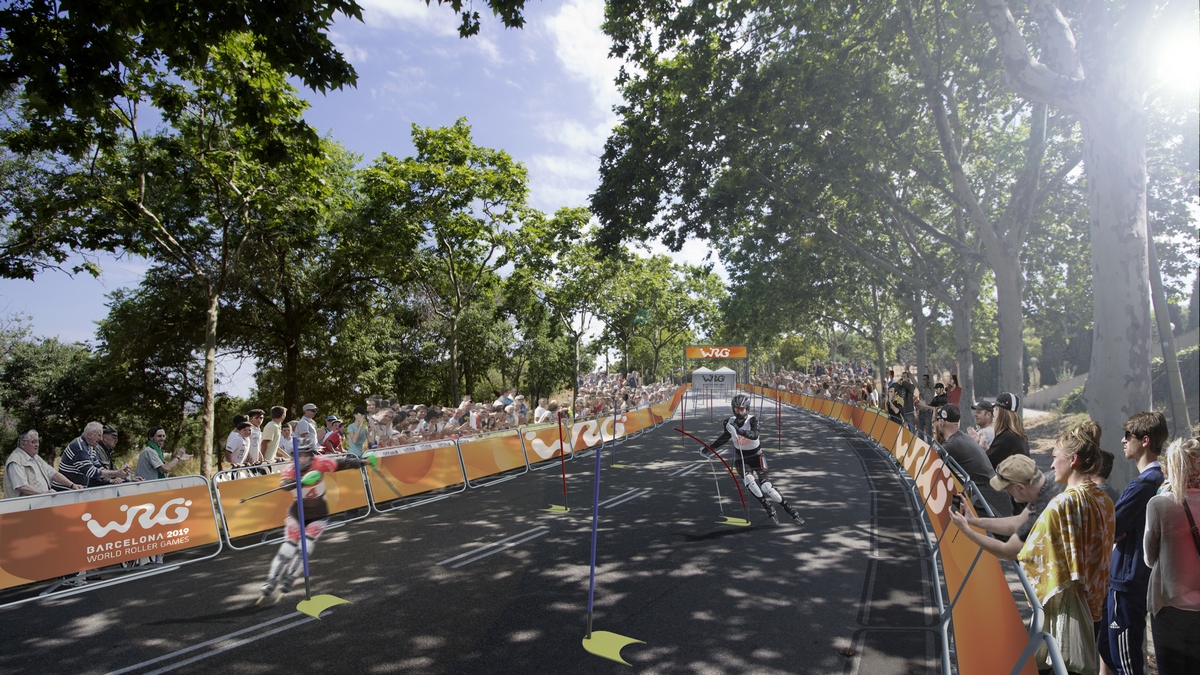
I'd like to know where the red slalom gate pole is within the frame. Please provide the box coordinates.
[556,411,568,500]
[777,392,781,451]
[708,388,712,422]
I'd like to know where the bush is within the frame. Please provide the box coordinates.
[1059,385,1087,414]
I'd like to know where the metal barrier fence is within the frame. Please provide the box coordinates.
[0,389,688,606]
[742,384,1065,675]
[0,475,224,608]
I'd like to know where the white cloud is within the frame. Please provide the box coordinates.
[359,0,460,35]
[544,0,623,112]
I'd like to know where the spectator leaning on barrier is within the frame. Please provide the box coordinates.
[1143,438,1200,674]
[968,400,996,447]
[986,393,1028,470]
[60,421,131,486]
[280,421,296,454]
[4,430,83,497]
[225,421,253,467]
[245,409,265,466]
[934,405,1012,517]
[1097,411,1167,675]
[96,425,118,472]
[320,416,343,454]
[261,406,285,463]
[951,426,1114,674]
[135,427,191,481]
[295,403,319,453]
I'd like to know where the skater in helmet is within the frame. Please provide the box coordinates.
[707,393,803,525]
[258,446,376,603]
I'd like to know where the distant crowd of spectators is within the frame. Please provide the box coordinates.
[216,372,674,472]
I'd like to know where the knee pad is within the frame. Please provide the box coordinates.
[743,474,764,499]
[761,480,783,504]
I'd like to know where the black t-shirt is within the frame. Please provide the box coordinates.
[986,429,1030,469]
[930,393,948,408]
[1016,472,1065,541]
[941,430,1012,517]
[897,381,915,413]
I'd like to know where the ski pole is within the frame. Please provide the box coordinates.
[707,456,724,514]
[238,484,290,503]
[674,428,749,523]
[368,462,403,500]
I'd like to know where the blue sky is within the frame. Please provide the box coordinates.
[0,0,718,396]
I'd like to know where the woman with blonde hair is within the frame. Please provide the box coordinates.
[1018,421,1114,675]
[1143,438,1200,674]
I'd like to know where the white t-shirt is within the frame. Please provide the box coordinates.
[245,426,263,464]
[225,431,250,465]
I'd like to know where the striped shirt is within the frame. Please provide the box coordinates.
[58,437,109,487]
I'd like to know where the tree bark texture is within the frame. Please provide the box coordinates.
[1148,234,1191,438]
[202,291,220,478]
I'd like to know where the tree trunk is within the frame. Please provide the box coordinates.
[910,290,929,380]
[1148,234,1190,438]
[201,290,220,478]
[1080,86,1152,491]
[283,341,300,415]
[449,315,460,404]
[951,298,976,428]
[871,284,887,396]
[991,254,1025,398]
[572,333,580,415]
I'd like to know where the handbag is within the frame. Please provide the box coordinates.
[1036,584,1098,675]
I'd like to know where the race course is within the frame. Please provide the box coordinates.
[0,393,938,674]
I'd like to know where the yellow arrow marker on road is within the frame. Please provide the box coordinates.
[582,630,645,666]
[296,594,351,619]
[718,516,751,527]
[542,504,570,513]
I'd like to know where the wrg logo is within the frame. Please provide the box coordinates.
[81,499,193,538]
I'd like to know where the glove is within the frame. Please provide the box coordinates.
[725,422,739,438]
[363,452,378,470]
[699,447,715,458]
[300,470,322,486]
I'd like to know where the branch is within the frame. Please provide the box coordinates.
[974,0,1083,109]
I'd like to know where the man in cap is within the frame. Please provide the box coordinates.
[294,403,320,454]
[934,404,1012,517]
[967,399,996,447]
[947,454,1063,560]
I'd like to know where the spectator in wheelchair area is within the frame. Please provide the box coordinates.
[4,430,83,497]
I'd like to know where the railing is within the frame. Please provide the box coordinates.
[741,384,1064,675]
[0,388,688,608]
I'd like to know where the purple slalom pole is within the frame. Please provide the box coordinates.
[585,418,604,638]
[291,437,312,601]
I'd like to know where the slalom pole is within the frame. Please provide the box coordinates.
[777,392,782,452]
[708,387,712,422]
[675,427,749,523]
[290,437,312,602]
[556,411,568,504]
[586,418,604,639]
[237,484,290,503]
[680,385,687,450]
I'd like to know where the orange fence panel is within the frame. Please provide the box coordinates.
[0,477,221,589]
[458,430,528,482]
[368,439,466,503]
[522,423,572,464]
[216,462,369,540]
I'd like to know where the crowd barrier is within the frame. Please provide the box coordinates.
[0,475,223,607]
[0,388,689,607]
[743,384,1055,675]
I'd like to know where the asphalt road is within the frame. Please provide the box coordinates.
[0,392,939,674]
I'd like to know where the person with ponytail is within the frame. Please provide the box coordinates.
[1021,421,1115,675]
[1143,438,1200,674]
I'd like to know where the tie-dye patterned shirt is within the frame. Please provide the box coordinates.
[1018,481,1115,620]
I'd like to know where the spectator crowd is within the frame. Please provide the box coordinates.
[753,367,1200,674]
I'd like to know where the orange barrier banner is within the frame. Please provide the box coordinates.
[0,477,220,589]
[522,423,572,463]
[217,463,369,539]
[629,407,654,434]
[830,401,844,421]
[459,430,528,481]
[368,439,466,500]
